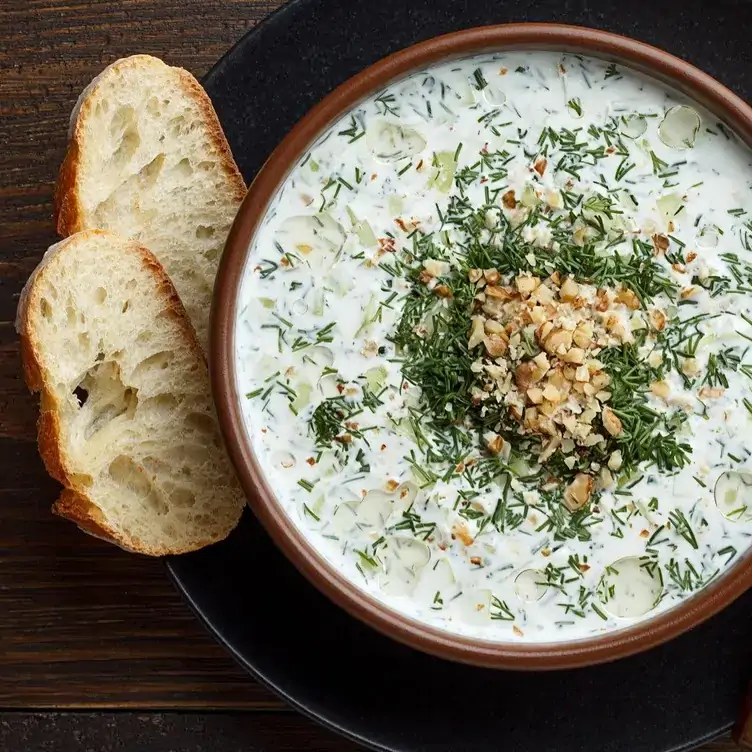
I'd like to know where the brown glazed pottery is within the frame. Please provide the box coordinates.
[212,23,752,670]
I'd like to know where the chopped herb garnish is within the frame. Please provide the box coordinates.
[338,115,366,143]
[668,510,698,550]
[472,68,489,90]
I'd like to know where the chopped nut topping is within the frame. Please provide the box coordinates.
[682,358,699,377]
[561,347,586,364]
[651,380,670,399]
[515,361,541,390]
[649,308,666,331]
[484,268,501,285]
[468,316,486,349]
[515,274,540,296]
[526,387,544,404]
[466,266,642,507]
[563,473,594,512]
[608,450,623,472]
[539,436,562,462]
[652,233,670,253]
[360,340,380,358]
[698,386,725,399]
[602,407,623,437]
[378,237,396,254]
[501,189,517,209]
[542,328,573,355]
[485,334,508,358]
[484,432,509,458]
[559,277,580,302]
[423,258,450,278]
[615,288,640,310]
[452,522,474,546]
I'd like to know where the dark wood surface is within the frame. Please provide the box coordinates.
[0,1,741,749]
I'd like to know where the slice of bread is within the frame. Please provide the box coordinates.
[55,55,246,351]
[17,230,245,556]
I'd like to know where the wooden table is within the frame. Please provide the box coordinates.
[0,2,742,750]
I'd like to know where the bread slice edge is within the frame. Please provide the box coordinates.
[54,55,246,237]
[17,229,241,556]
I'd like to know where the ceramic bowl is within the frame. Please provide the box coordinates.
[211,23,752,669]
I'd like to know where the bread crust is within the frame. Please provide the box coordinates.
[34,55,248,555]
[52,488,139,553]
[54,136,82,236]
[52,488,214,556]
[54,55,246,237]
[17,230,239,556]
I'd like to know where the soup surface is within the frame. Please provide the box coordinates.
[236,52,752,642]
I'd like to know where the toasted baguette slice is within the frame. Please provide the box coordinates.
[17,230,244,556]
[55,55,246,351]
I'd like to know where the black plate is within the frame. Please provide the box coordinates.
[168,1,752,750]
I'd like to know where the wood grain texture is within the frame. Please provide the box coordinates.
[0,1,742,750]
[0,0,287,712]
[0,712,358,751]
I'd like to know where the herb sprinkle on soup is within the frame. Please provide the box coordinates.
[236,52,752,641]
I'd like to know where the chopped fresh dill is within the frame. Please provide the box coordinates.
[472,68,489,90]
[668,510,698,549]
[338,115,366,143]
[303,503,320,521]
[375,92,399,116]
[567,97,583,116]
[490,596,515,621]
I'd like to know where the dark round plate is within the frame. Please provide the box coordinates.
[168,1,752,750]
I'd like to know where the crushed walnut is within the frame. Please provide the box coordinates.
[465,267,642,503]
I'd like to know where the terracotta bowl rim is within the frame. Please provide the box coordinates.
[211,22,752,670]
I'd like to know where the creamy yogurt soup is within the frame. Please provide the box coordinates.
[236,52,752,642]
